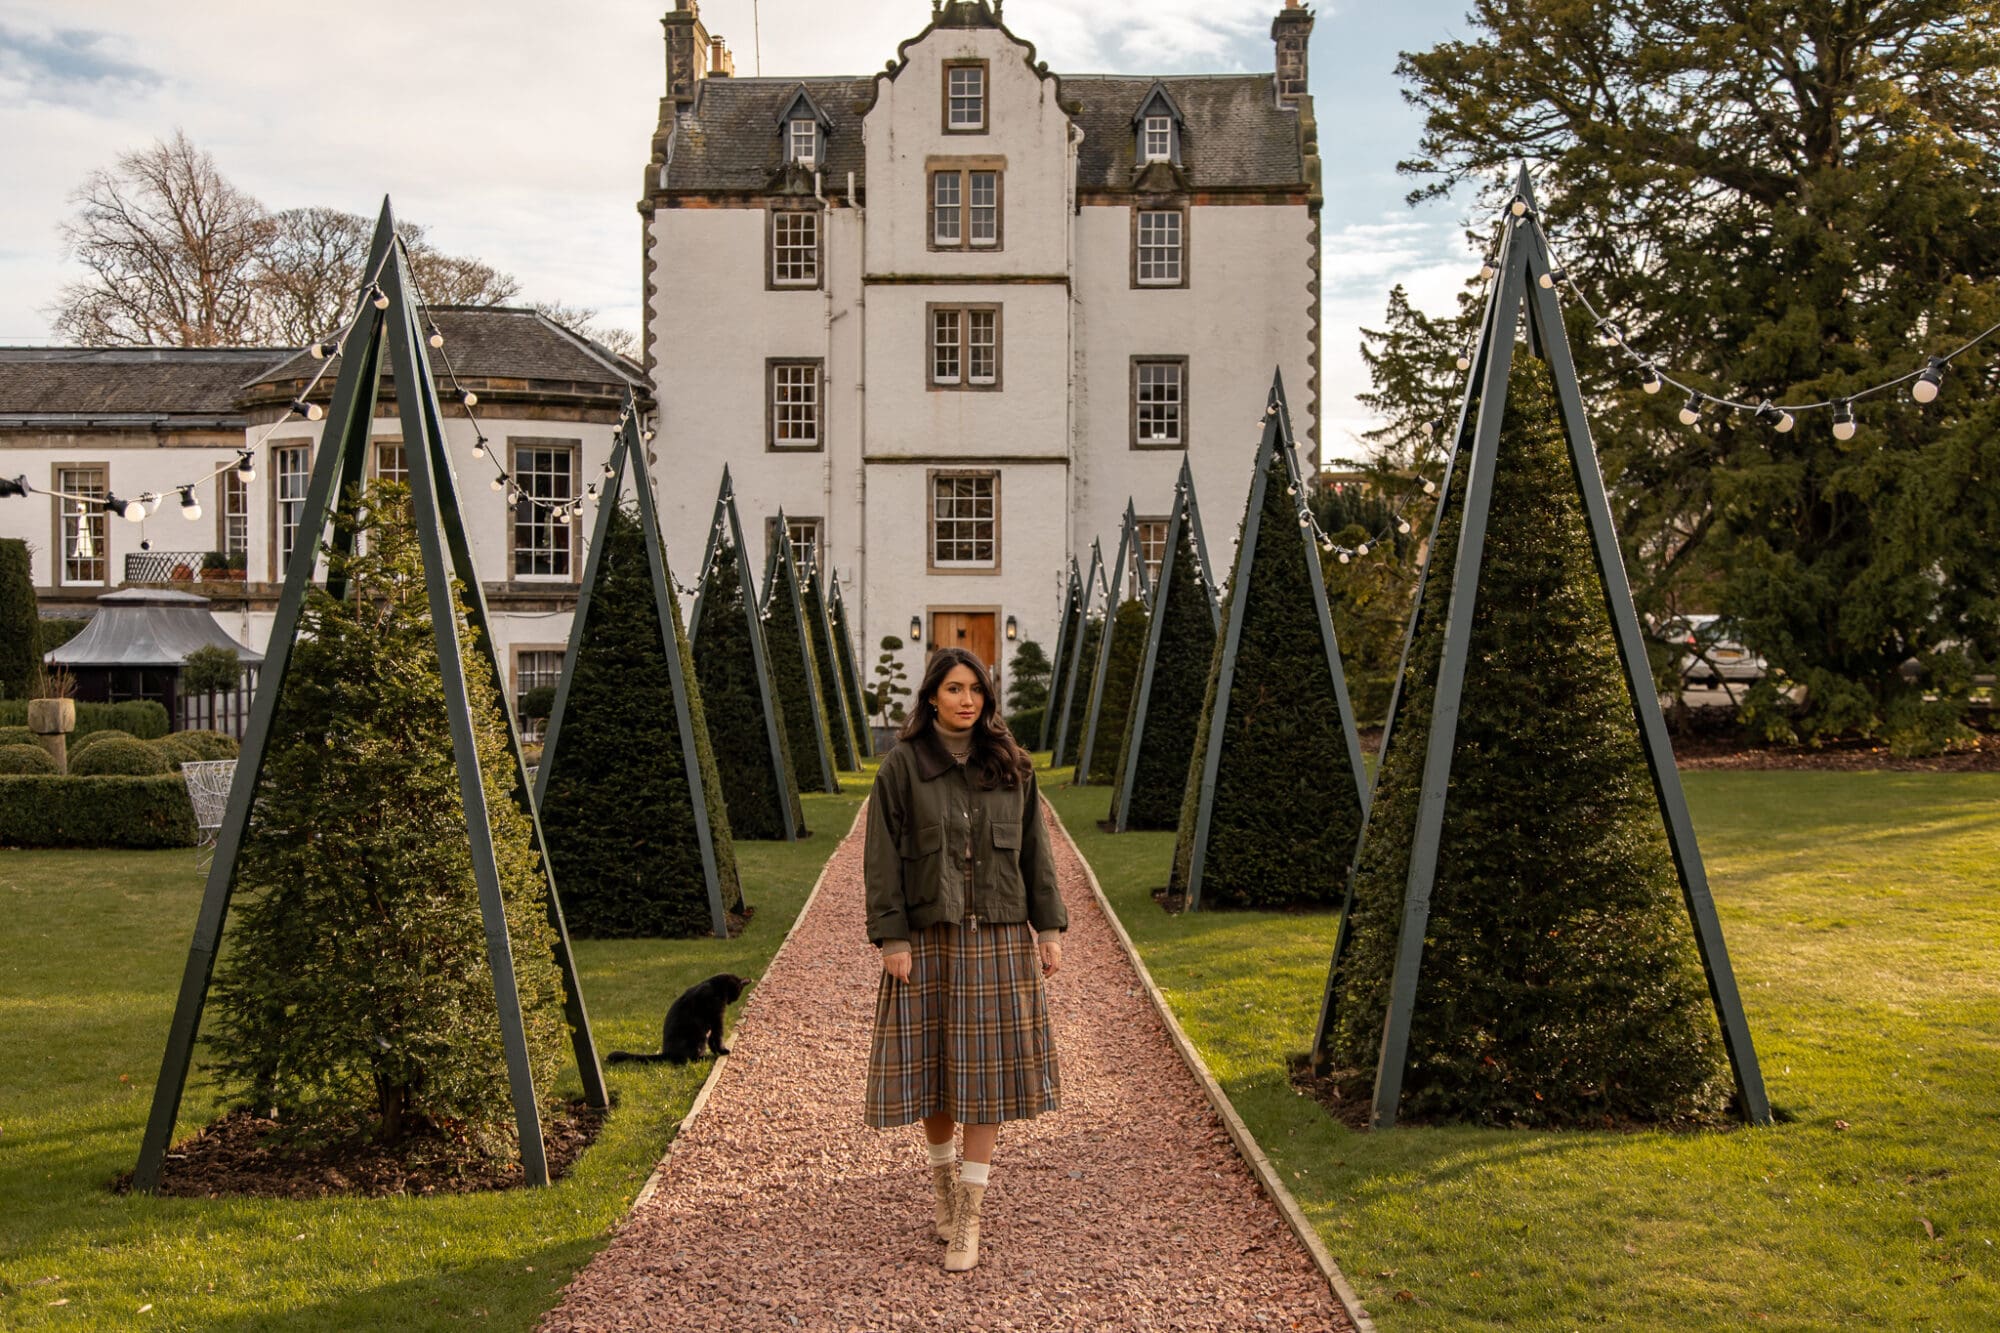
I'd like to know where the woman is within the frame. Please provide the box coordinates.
[862,646,1067,1273]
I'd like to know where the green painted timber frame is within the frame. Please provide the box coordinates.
[1075,501,1143,784]
[1309,168,1770,1129]
[1038,559,1083,751]
[799,552,861,770]
[1182,371,1370,912]
[688,468,800,843]
[134,201,605,1193]
[827,578,875,760]
[533,401,732,939]
[768,508,840,793]
[1111,457,1220,832]
[1048,539,1104,766]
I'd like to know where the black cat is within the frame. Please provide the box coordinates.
[607,973,752,1064]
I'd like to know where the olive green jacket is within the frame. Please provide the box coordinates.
[864,731,1067,954]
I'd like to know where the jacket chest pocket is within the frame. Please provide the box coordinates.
[987,820,1026,901]
[900,823,945,905]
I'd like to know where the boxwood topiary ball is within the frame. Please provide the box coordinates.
[68,728,138,757]
[0,742,58,774]
[0,725,36,748]
[71,736,172,777]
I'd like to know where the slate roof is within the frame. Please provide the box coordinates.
[655,71,1303,195]
[0,348,280,427]
[246,307,644,394]
[662,77,876,193]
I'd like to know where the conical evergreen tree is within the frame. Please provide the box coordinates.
[538,503,742,937]
[828,582,873,760]
[1111,477,1219,831]
[691,517,806,840]
[763,519,841,795]
[1053,615,1102,770]
[1169,379,1367,909]
[0,539,37,699]
[1081,598,1148,784]
[1040,562,1084,751]
[1321,355,1731,1126]
[208,485,567,1149]
[799,563,860,770]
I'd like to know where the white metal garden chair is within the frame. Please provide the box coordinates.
[180,759,237,867]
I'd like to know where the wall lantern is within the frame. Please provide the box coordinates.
[909,614,924,643]
[1005,615,1018,641]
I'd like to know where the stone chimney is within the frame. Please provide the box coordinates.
[709,34,735,78]
[1272,1,1313,108]
[661,1,713,111]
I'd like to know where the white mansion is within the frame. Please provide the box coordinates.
[0,0,1321,712]
[643,0,1323,678]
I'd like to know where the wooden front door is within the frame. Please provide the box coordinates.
[930,611,999,686]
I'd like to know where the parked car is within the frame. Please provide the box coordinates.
[1665,614,1767,688]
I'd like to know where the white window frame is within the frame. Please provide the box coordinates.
[511,443,575,581]
[769,359,823,450]
[930,472,998,570]
[514,647,565,744]
[946,64,985,130]
[967,309,997,385]
[1143,115,1174,163]
[789,118,817,166]
[273,443,311,578]
[771,209,819,287]
[1135,518,1169,586]
[1137,208,1184,286]
[220,469,249,558]
[931,308,962,385]
[932,172,962,246]
[56,465,107,586]
[1134,359,1186,446]
[766,515,822,575]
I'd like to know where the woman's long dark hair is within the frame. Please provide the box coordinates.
[900,646,1034,789]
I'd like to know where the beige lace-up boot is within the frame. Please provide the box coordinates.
[943,1179,986,1271]
[930,1162,956,1241]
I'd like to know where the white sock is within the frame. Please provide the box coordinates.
[959,1160,991,1187]
[926,1139,954,1168]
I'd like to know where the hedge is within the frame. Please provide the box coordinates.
[0,744,58,775]
[799,572,860,770]
[72,736,173,776]
[1321,354,1730,1127]
[763,540,841,794]
[691,530,806,840]
[1111,507,1218,830]
[0,539,33,699]
[0,725,35,748]
[0,774,197,847]
[152,730,240,768]
[1168,412,1366,909]
[1004,708,1045,748]
[0,699,169,740]
[69,728,137,757]
[1080,598,1149,785]
[539,503,742,938]
[1052,616,1101,769]
[36,617,90,654]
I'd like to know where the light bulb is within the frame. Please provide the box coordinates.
[1297,515,1310,528]
[1509,195,1528,217]
[1639,364,1662,394]
[461,390,478,408]
[1456,352,1472,372]
[1422,479,1437,495]
[371,286,389,310]
[1598,321,1622,347]
[642,428,656,442]
[1832,400,1858,442]
[1538,267,1564,290]
[236,452,256,483]
[1912,358,1943,404]
[1286,484,1298,496]
[1776,410,1795,433]
[1479,260,1496,280]
[1338,551,1351,564]
[1398,519,1413,535]
[293,399,323,422]
[1679,392,1704,427]
[556,506,571,525]
[1357,543,1370,556]
[1755,400,1794,433]
[491,472,507,493]
[180,486,202,520]
[428,328,444,349]
[122,496,146,523]
[310,340,334,359]
[471,435,487,460]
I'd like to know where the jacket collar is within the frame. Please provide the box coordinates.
[909,728,963,782]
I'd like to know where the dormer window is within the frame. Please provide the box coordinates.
[789,118,818,166]
[1143,115,1173,163]
[1131,83,1186,169]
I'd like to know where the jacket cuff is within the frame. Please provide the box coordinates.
[1036,929,1063,945]
[879,938,912,957]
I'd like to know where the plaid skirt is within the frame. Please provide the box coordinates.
[864,919,1061,1128]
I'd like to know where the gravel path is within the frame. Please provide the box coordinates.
[541,802,1350,1333]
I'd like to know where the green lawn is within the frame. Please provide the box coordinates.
[0,785,864,1331]
[1043,767,2000,1331]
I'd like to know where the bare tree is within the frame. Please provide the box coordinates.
[532,301,638,359]
[52,130,271,346]
[251,208,521,345]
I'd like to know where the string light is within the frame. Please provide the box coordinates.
[1912,358,1944,404]
[107,493,145,523]
[1639,363,1663,394]
[1456,350,1472,372]
[1679,391,1704,427]
[1755,400,1795,433]
[1832,400,1858,442]
[461,389,478,408]
[491,471,508,493]
[428,326,445,349]
[1509,195,1529,217]
[370,285,389,310]
[471,433,487,460]
[236,451,257,483]
[179,486,201,520]
[310,339,336,360]
[291,399,323,422]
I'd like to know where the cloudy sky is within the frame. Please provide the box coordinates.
[0,0,1483,454]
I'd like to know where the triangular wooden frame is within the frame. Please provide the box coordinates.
[135,200,604,1192]
[1111,457,1220,832]
[688,468,801,843]
[1076,501,1143,784]
[767,507,840,794]
[798,551,861,771]
[1038,559,1083,751]
[1181,370,1370,911]
[533,399,733,938]
[827,577,874,760]
[1048,539,1104,766]
[1309,167,1771,1129]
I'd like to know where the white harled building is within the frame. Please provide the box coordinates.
[642,0,1323,688]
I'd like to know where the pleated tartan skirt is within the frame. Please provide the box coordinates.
[864,919,1061,1128]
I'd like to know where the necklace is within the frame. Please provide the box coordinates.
[940,730,973,761]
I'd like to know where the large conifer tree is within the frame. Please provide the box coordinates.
[690,511,805,840]
[1052,615,1101,771]
[1169,381,1368,909]
[1322,354,1732,1127]
[1080,598,1148,785]
[538,504,741,937]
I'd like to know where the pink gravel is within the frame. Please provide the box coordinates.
[540,802,1351,1333]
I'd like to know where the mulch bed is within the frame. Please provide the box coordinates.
[113,1097,607,1200]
